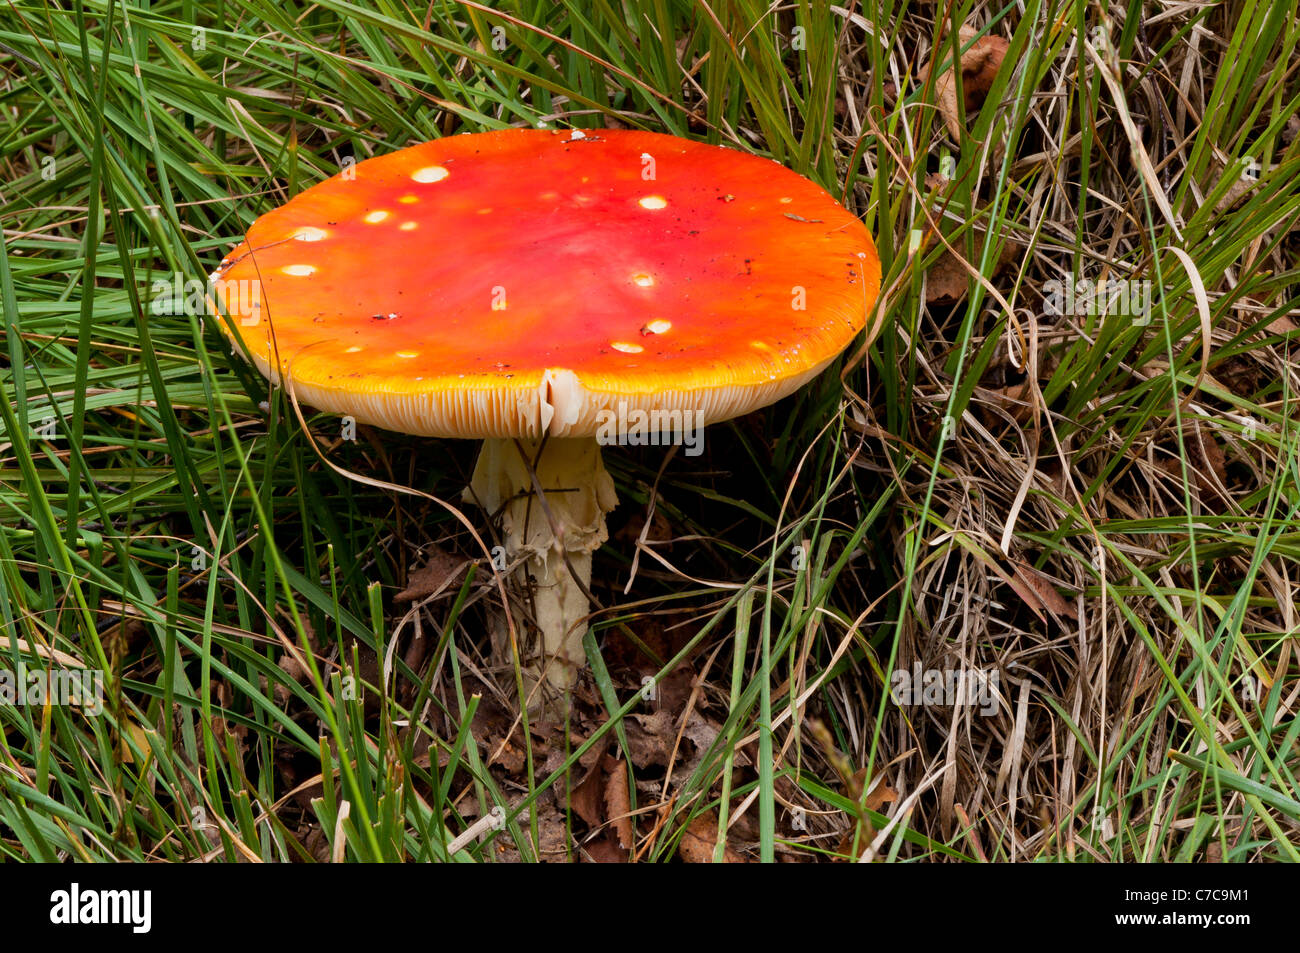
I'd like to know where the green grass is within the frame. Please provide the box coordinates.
[1,0,1299,861]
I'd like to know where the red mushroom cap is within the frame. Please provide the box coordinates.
[213,129,882,437]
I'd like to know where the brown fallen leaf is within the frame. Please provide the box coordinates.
[1194,425,1229,489]
[807,719,899,858]
[604,764,634,850]
[625,709,677,768]
[615,505,674,548]
[489,791,570,864]
[569,762,606,830]
[395,546,467,602]
[583,836,627,863]
[922,27,1010,141]
[275,652,311,705]
[924,169,951,191]
[981,380,1034,424]
[835,776,899,860]
[488,735,527,774]
[679,812,744,863]
[1157,422,1229,497]
[210,680,249,759]
[925,229,1019,304]
[1266,314,1298,335]
[1008,559,1078,621]
[1209,163,1258,216]
[1285,116,1300,147]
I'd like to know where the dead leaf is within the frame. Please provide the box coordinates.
[925,229,1018,304]
[274,615,317,701]
[835,778,899,859]
[275,651,312,705]
[1267,314,1298,335]
[626,709,677,768]
[807,721,900,857]
[490,791,569,863]
[653,665,696,716]
[1157,422,1229,496]
[679,812,744,863]
[924,170,951,191]
[583,836,627,863]
[615,506,673,548]
[302,824,331,863]
[604,764,634,849]
[923,28,1010,141]
[211,680,249,758]
[395,546,466,602]
[565,736,612,828]
[489,736,527,774]
[1196,427,1229,488]
[982,380,1034,424]
[1210,166,1257,216]
[1285,116,1300,147]
[1008,560,1079,621]
[570,763,606,829]
[862,776,899,814]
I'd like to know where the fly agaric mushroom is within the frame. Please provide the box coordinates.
[211,128,881,706]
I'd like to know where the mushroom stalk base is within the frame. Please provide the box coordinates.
[468,437,617,706]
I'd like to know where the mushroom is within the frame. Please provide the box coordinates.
[212,128,882,709]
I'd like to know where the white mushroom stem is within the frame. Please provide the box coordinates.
[468,436,617,699]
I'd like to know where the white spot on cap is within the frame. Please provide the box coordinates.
[345,346,363,353]
[639,195,667,210]
[396,351,419,358]
[364,210,390,224]
[644,319,671,334]
[569,129,586,140]
[293,226,328,241]
[632,273,654,287]
[399,221,418,231]
[282,264,316,276]
[411,166,449,183]
[611,342,643,353]
[779,197,793,204]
